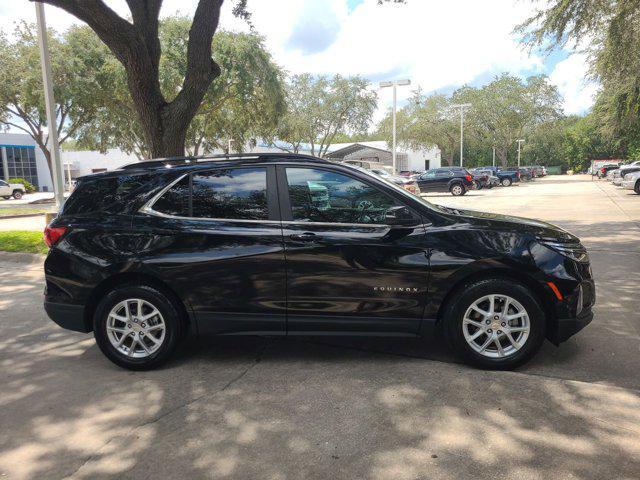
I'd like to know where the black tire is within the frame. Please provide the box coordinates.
[93,284,184,370]
[635,181,640,195]
[12,190,23,200]
[450,183,466,196]
[1,196,10,200]
[501,178,512,187]
[442,278,546,370]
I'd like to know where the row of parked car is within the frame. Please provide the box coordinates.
[368,165,546,196]
[601,160,640,194]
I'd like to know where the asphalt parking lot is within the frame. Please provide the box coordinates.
[1,175,639,480]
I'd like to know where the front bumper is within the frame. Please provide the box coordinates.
[548,306,593,344]
[622,179,637,190]
[44,301,90,333]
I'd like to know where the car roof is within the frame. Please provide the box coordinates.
[78,153,332,181]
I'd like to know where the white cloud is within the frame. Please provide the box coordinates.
[548,53,597,114]
[0,0,596,119]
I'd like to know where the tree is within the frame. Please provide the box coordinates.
[74,18,285,159]
[37,0,403,159]
[378,90,459,166]
[0,23,105,180]
[381,75,562,167]
[458,74,562,166]
[276,74,377,157]
[518,0,640,151]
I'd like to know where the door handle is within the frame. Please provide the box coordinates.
[289,232,318,242]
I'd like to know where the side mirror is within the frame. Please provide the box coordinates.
[385,206,419,227]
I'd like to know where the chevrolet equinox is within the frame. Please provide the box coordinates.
[43,154,595,370]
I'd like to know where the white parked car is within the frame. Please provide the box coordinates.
[621,171,640,194]
[0,180,25,200]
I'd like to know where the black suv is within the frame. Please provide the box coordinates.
[44,154,595,370]
[415,167,475,195]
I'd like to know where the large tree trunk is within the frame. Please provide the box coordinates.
[40,0,224,159]
[496,148,508,167]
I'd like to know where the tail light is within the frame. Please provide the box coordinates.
[44,226,68,248]
[465,175,472,182]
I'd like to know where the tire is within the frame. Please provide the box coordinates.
[442,278,546,370]
[501,178,512,187]
[450,183,466,196]
[12,190,23,200]
[635,181,640,195]
[93,284,184,370]
[1,196,10,200]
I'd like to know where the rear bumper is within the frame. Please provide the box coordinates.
[44,301,90,333]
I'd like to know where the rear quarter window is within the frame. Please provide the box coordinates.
[62,173,153,215]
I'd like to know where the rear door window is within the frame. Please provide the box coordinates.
[152,176,190,216]
[191,168,268,220]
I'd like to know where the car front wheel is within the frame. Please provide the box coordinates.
[450,183,466,196]
[93,285,184,370]
[442,278,546,369]
[12,190,23,200]
[501,178,512,187]
[635,181,640,194]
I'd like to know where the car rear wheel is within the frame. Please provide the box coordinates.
[12,190,23,200]
[93,285,183,370]
[501,178,512,187]
[450,183,466,196]
[442,278,546,369]
[635,181,640,194]
[1,196,10,200]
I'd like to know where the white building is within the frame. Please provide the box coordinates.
[325,141,441,172]
[0,133,140,192]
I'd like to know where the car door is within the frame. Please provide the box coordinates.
[277,165,431,334]
[0,180,9,196]
[139,165,286,335]
[417,169,437,191]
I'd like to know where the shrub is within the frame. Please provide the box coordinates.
[7,178,36,193]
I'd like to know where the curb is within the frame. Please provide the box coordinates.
[0,251,46,264]
[0,213,46,220]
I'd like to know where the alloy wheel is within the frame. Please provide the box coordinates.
[106,298,166,358]
[462,294,530,358]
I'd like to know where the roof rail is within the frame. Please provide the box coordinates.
[119,153,329,170]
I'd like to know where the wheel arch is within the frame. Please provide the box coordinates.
[83,271,192,334]
[435,267,556,329]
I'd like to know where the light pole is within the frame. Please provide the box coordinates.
[35,2,65,208]
[380,79,411,173]
[451,103,471,167]
[517,139,525,167]
[492,146,496,167]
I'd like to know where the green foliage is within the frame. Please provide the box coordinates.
[0,231,48,254]
[378,74,563,167]
[275,74,377,156]
[74,17,286,158]
[519,0,640,160]
[0,23,106,171]
[7,178,36,193]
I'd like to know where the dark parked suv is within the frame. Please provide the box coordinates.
[44,154,595,370]
[415,167,475,195]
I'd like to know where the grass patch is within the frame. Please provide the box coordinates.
[0,230,48,254]
[0,207,48,218]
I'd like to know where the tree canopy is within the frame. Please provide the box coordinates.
[73,16,285,159]
[275,74,377,157]
[0,22,105,178]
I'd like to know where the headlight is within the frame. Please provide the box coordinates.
[539,240,589,263]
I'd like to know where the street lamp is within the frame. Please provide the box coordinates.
[35,2,65,208]
[380,79,411,173]
[517,139,525,167]
[450,103,471,167]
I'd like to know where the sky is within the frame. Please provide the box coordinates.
[0,0,597,126]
